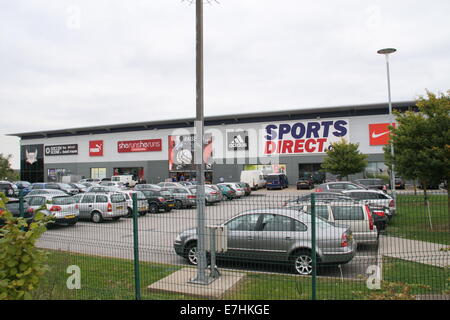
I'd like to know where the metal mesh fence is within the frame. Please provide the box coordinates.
[2,186,449,300]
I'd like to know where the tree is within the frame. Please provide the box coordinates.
[321,138,368,181]
[384,90,450,229]
[0,154,19,181]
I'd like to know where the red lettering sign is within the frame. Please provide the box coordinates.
[89,140,103,156]
[117,139,162,153]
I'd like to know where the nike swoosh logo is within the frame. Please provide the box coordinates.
[371,131,390,139]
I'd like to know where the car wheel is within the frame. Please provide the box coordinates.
[149,203,158,214]
[185,242,198,265]
[139,211,147,216]
[292,250,313,275]
[126,207,133,218]
[175,200,183,210]
[91,211,103,223]
[165,208,172,213]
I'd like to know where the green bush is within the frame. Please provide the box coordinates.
[0,193,52,300]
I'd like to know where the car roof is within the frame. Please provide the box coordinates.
[342,189,384,193]
[26,194,72,200]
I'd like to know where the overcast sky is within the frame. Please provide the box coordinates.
[1,0,449,169]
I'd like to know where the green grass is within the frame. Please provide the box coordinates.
[387,194,450,245]
[382,257,450,295]
[31,249,448,300]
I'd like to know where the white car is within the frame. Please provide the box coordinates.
[240,170,266,190]
[118,190,149,217]
[341,189,396,218]
[217,182,245,198]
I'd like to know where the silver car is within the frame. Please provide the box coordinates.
[174,209,356,275]
[119,190,149,217]
[188,186,222,205]
[26,194,79,226]
[72,192,127,223]
[341,189,396,218]
[161,187,196,209]
[25,189,67,199]
[286,200,378,245]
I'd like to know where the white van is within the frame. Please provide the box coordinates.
[111,175,137,187]
[240,170,265,190]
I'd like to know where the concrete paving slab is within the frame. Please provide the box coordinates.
[147,267,246,299]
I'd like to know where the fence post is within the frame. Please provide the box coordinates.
[132,193,141,300]
[19,189,24,218]
[311,193,317,300]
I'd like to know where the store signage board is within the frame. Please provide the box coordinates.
[117,139,162,153]
[45,144,78,156]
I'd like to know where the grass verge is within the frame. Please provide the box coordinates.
[31,250,449,300]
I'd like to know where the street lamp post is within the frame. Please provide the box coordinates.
[377,48,397,202]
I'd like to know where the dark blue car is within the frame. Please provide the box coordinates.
[266,173,289,190]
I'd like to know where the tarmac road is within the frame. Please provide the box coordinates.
[36,189,380,280]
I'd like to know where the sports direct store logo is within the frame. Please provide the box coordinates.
[369,123,396,146]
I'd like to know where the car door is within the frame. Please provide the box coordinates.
[257,214,307,261]
[78,194,96,218]
[223,213,262,261]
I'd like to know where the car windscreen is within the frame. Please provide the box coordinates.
[52,196,75,205]
[266,175,280,182]
[45,184,60,189]
[58,184,73,189]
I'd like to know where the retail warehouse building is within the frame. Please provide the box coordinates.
[10,101,416,185]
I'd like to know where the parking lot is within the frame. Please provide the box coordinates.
[35,188,381,280]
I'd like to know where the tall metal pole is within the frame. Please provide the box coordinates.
[384,54,396,203]
[377,48,397,203]
[190,0,209,284]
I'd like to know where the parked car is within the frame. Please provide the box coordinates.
[119,190,149,217]
[285,200,378,245]
[189,186,222,205]
[283,192,353,207]
[25,194,79,226]
[111,175,137,187]
[216,184,236,200]
[13,181,32,196]
[100,181,126,190]
[29,182,79,195]
[296,175,315,190]
[134,184,161,191]
[24,189,68,199]
[0,181,17,197]
[240,170,266,190]
[354,179,387,191]
[174,208,356,275]
[86,185,122,193]
[315,181,368,192]
[391,177,406,190]
[161,187,196,209]
[79,178,101,184]
[265,173,289,190]
[69,183,88,193]
[239,182,252,196]
[157,182,184,188]
[140,189,176,213]
[341,189,396,219]
[217,183,245,198]
[72,192,127,223]
[0,197,34,228]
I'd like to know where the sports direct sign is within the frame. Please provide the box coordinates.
[117,139,162,153]
[263,119,349,154]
